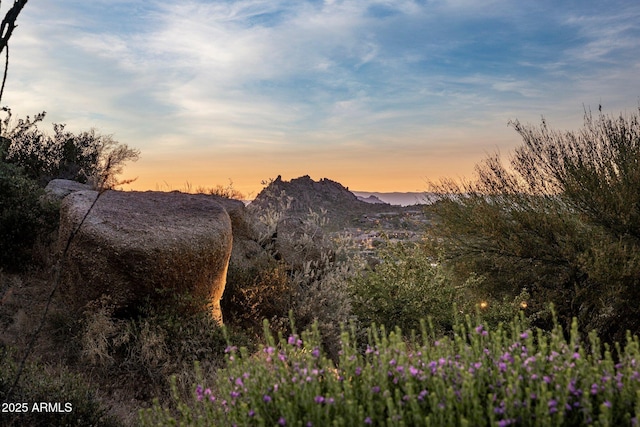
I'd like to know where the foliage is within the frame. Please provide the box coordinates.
[0,344,121,427]
[349,240,529,337]
[0,108,139,188]
[67,296,255,403]
[140,315,640,426]
[0,140,58,270]
[428,107,640,342]
[190,179,246,200]
[226,195,358,358]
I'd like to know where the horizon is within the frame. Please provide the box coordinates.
[3,1,640,198]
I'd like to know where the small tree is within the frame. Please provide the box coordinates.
[428,107,640,342]
[1,109,139,188]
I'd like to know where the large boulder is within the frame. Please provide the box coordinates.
[44,178,92,201]
[57,189,233,324]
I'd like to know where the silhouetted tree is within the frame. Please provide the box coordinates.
[0,1,29,102]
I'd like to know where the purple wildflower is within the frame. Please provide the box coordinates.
[604,401,612,408]
[263,395,272,403]
[248,410,255,417]
[315,396,325,404]
[312,348,320,358]
[355,366,362,376]
[548,399,558,414]
[364,417,372,424]
[278,417,286,426]
[371,386,381,393]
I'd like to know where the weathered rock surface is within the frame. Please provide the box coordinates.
[58,189,233,323]
[44,179,92,201]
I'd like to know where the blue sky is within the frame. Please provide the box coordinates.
[4,0,640,195]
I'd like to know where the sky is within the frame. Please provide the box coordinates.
[3,0,640,197]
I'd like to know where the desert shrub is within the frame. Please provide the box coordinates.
[349,240,528,336]
[71,297,255,403]
[428,107,640,343]
[194,179,245,200]
[226,251,356,360]
[0,344,121,426]
[225,199,359,358]
[225,260,295,331]
[1,108,139,188]
[140,315,640,426]
[0,142,58,271]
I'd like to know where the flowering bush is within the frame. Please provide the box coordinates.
[140,315,640,426]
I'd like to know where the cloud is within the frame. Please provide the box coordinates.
[2,0,640,194]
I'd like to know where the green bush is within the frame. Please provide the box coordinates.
[349,240,527,337]
[0,143,58,270]
[1,108,139,188]
[0,345,120,426]
[428,107,640,342]
[140,315,640,426]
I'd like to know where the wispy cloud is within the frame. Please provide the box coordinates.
[3,0,640,193]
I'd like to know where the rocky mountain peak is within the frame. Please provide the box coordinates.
[249,175,395,229]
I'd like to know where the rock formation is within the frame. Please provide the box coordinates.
[57,189,233,323]
[44,178,92,201]
[249,175,402,230]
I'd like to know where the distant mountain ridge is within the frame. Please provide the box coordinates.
[352,191,439,206]
[355,194,388,204]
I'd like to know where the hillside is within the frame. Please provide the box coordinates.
[248,175,433,240]
[249,175,405,229]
